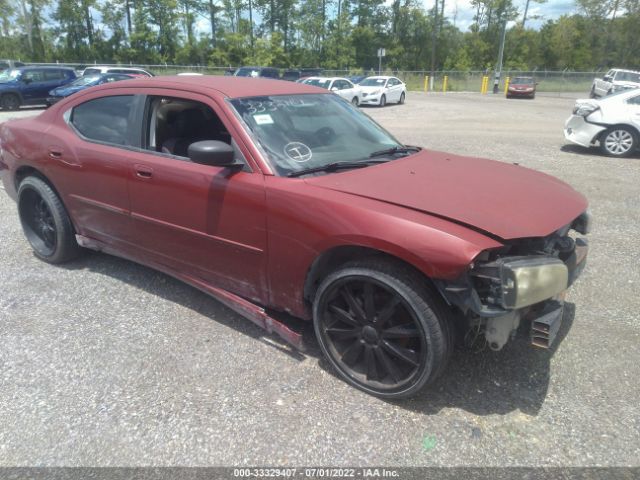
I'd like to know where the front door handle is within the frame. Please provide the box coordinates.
[134,164,153,179]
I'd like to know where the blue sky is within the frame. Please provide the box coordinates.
[442,0,579,30]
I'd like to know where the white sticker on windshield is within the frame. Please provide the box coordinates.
[254,114,274,125]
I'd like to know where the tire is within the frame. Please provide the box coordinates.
[351,96,359,106]
[1,93,20,111]
[18,176,81,263]
[379,94,386,107]
[589,87,597,99]
[312,257,451,399]
[599,126,638,158]
[399,92,405,104]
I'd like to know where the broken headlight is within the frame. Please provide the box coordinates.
[471,256,568,310]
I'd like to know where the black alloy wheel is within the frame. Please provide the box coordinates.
[313,259,450,398]
[18,176,81,263]
[1,94,20,111]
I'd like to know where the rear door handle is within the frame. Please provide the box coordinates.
[48,148,63,159]
[134,164,153,179]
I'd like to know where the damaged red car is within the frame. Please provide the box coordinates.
[0,77,590,398]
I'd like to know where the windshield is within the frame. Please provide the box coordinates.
[69,75,101,86]
[231,94,401,176]
[0,69,21,83]
[512,77,534,84]
[360,78,387,87]
[304,78,332,89]
[83,68,101,76]
[235,67,260,77]
[616,71,640,83]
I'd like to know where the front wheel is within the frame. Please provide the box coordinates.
[379,94,386,107]
[351,96,359,106]
[313,258,451,398]
[600,126,638,158]
[18,176,81,263]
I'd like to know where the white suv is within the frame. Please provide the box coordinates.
[82,66,153,77]
[590,69,640,98]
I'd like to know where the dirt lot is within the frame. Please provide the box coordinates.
[0,93,638,467]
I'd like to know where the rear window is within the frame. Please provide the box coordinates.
[70,95,136,145]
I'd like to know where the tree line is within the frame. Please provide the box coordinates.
[0,0,639,72]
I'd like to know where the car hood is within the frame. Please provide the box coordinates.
[50,85,85,96]
[305,150,588,240]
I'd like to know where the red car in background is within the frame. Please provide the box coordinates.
[506,76,537,99]
[0,76,589,398]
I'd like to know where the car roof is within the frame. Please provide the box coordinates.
[89,75,326,98]
[16,66,74,71]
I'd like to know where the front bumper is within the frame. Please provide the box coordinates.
[360,94,382,105]
[564,114,606,147]
[46,96,64,105]
[507,89,535,97]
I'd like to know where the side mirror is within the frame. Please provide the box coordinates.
[603,75,611,81]
[188,140,240,168]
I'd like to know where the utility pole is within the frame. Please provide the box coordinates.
[493,18,507,93]
[429,0,439,91]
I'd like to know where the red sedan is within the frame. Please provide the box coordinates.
[0,77,589,398]
[506,76,537,99]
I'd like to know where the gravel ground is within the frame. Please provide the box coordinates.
[0,93,639,467]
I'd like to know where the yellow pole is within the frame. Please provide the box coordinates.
[424,75,429,92]
[481,76,485,94]
[442,75,448,93]
[504,76,510,95]
[483,76,488,94]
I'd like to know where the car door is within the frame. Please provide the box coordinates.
[126,89,268,301]
[19,69,48,104]
[45,93,142,245]
[387,78,401,102]
[628,94,640,131]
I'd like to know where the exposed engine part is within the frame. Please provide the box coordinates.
[484,311,520,351]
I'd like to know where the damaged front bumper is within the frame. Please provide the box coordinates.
[436,227,588,350]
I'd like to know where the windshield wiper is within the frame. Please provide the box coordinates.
[287,160,388,178]
[368,145,421,158]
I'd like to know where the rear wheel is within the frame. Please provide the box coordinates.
[1,93,20,111]
[379,94,386,107]
[599,126,638,158]
[313,258,451,398]
[18,176,81,263]
[399,92,406,104]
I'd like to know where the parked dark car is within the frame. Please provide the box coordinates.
[47,73,134,105]
[506,76,537,99]
[0,66,76,110]
[0,59,26,72]
[348,75,367,84]
[234,66,280,79]
[282,68,324,81]
[0,76,590,399]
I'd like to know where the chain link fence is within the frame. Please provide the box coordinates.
[27,62,603,94]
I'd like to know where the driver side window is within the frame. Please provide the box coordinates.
[144,96,247,167]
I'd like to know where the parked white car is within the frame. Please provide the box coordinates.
[302,77,362,105]
[564,88,640,157]
[358,76,406,107]
[81,66,153,77]
[590,69,640,98]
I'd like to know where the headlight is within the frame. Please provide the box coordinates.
[499,257,568,309]
[573,103,599,116]
[471,256,568,310]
